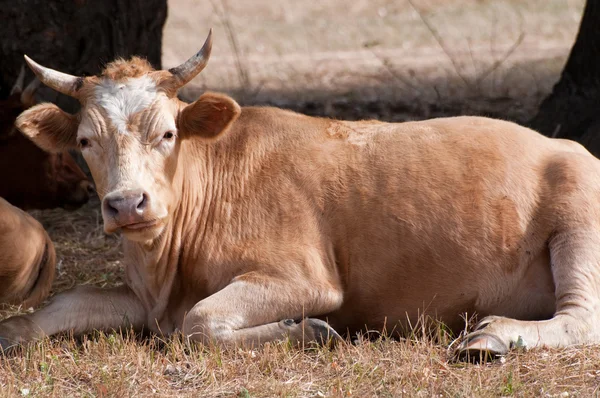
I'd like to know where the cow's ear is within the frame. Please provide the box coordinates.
[16,103,79,153]
[177,92,241,140]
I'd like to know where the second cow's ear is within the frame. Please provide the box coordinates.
[16,103,79,152]
[177,92,241,141]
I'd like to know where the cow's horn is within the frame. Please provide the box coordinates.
[21,78,41,106]
[10,65,26,95]
[168,29,213,88]
[23,55,83,98]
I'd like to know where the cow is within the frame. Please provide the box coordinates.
[2,30,600,360]
[0,197,56,308]
[0,67,94,210]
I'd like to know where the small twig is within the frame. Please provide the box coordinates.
[490,9,498,92]
[474,32,525,86]
[369,48,423,96]
[467,37,479,83]
[209,0,252,97]
[551,124,562,138]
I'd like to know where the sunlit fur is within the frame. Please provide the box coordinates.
[9,55,600,359]
[100,57,155,81]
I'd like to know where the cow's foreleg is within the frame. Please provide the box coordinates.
[0,284,146,350]
[455,229,600,360]
[182,274,344,347]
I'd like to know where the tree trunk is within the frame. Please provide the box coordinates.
[0,0,168,112]
[529,0,600,155]
[0,0,167,175]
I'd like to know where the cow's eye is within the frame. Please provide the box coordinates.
[163,131,175,140]
[79,138,90,148]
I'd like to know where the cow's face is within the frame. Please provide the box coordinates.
[0,79,93,211]
[16,31,240,242]
[78,76,182,240]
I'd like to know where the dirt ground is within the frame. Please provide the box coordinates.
[3,0,600,396]
[164,0,583,122]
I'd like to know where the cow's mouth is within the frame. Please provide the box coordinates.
[60,184,94,211]
[120,219,159,232]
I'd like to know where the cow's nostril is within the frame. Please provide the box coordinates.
[136,192,147,212]
[104,199,119,217]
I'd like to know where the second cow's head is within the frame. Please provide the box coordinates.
[17,30,241,241]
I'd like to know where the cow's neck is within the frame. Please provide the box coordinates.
[123,129,260,331]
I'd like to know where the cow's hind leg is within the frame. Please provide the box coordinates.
[182,274,344,348]
[455,228,600,360]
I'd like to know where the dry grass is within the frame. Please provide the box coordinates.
[2,316,600,396]
[2,0,600,396]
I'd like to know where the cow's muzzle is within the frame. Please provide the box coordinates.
[102,189,150,228]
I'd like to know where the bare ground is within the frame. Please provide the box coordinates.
[2,0,599,396]
[165,0,583,123]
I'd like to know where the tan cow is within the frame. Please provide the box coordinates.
[0,197,56,308]
[3,30,600,359]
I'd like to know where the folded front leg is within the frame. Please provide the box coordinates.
[182,273,344,347]
[0,284,146,349]
[455,228,600,360]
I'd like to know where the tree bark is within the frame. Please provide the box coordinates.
[529,0,600,155]
[0,0,168,112]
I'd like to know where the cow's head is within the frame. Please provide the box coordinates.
[16,30,241,241]
[0,68,94,210]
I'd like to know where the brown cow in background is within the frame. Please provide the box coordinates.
[0,196,55,307]
[0,67,94,210]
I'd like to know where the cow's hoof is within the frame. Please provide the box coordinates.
[0,336,18,353]
[283,318,343,347]
[474,315,503,331]
[453,332,508,362]
[302,318,343,347]
[281,318,343,347]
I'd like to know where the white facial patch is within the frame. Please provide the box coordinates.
[94,75,158,135]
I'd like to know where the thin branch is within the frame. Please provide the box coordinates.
[474,32,525,86]
[209,0,252,96]
[369,48,423,96]
[406,0,472,89]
